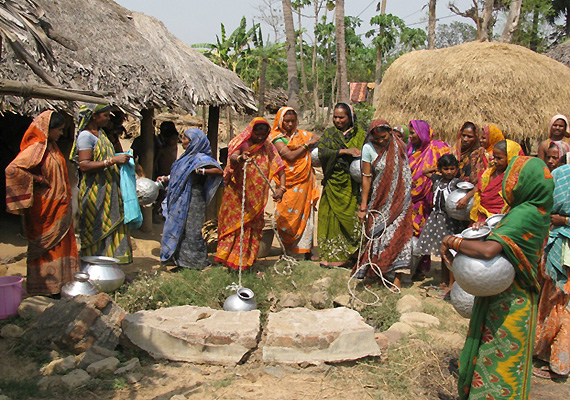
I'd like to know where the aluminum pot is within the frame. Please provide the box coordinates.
[350,157,362,183]
[136,177,163,206]
[223,288,257,312]
[81,256,125,293]
[445,181,474,221]
[61,272,98,298]
[310,147,321,168]
[453,253,515,297]
[450,281,475,319]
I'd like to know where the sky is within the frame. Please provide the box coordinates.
[114,0,476,47]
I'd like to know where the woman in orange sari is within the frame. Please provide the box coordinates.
[215,118,285,270]
[270,107,320,258]
[470,124,505,182]
[470,139,523,223]
[5,111,79,295]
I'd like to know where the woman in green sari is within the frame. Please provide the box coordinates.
[317,103,366,268]
[71,104,132,263]
[441,156,553,399]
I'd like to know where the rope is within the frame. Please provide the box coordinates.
[348,209,401,306]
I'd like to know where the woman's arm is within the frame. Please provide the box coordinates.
[456,188,476,209]
[272,169,286,202]
[339,148,362,157]
[273,136,318,162]
[358,161,372,222]
[78,149,130,173]
[422,166,437,178]
[440,235,503,265]
[196,167,223,176]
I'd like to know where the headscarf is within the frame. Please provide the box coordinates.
[482,125,505,155]
[77,103,112,132]
[5,111,53,213]
[454,121,479,160]
[161,129,222,261]
[365,118,391,143]
[406,120,433,157]
[271,106,296,134]
[334,102,356,132]
[392,125,409,144]
[549,114,570,136]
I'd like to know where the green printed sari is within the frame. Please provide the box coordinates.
[458,156,553,400]
[317,123,366,266]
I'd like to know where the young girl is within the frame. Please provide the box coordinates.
[470,139,523,223]
[417,154,466,296]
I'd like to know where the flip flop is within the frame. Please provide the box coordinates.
[532,367,554,380]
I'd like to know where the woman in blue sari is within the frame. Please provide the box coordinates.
[160,129,222,269]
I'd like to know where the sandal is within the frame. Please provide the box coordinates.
[532,367,554,380]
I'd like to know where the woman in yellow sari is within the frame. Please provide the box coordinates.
[270,107,320,258]
[215,118,285,270]
[5,111,79,295]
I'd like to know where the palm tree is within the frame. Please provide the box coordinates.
[282,0,300,112]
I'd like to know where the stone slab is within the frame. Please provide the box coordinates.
[122,306,261,365]
[396,295,423,314]
[17,296,58,319]
[263,307,381,364]
[399,312,440,329]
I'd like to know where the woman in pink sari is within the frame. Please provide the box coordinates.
[407,120,452,277]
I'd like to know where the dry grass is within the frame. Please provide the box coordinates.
[374,41,570,143]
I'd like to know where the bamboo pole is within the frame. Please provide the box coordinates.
[139,107,155,233]
[0,78,109,104]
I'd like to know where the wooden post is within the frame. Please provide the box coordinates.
[139,107,155,233]
[207,106,220,160]
[206,106,221,222]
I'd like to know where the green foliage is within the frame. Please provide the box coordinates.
[0,378,43,399]
[366,13,427,56]
[353,103,376,130]
[435,22,478,49]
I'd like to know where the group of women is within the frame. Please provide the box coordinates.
[6,104,570,399]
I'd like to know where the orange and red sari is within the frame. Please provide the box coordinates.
[269,107,319,254]
[5,111,79,294]
[215,118,284,270]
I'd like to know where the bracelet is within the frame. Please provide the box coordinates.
[362,173,373,178]
[103,158,112,168]
[303,143,309,150]
[449,236,463,251]
[565,216,570,226]
[359,208,368,212]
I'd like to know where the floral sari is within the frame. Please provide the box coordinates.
[534,164,570,376]
[317,110,366,267]
[406,120,452,237]
[355,120,413,276]
[270,107,319,254]
[5,111,79,294]
[215,118,284,270]
[470,140,523,223]
[458,156,553,400]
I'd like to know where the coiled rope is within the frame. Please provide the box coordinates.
[348,209,401,306]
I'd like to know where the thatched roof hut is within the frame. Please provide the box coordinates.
[0,0,256,115]
[547,40,570,68]
[374,41,570,143]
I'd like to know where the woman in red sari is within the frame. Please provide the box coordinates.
[5,111,79,295]
[215,118,285,270]
[470,139,523,223]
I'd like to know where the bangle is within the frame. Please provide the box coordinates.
[303,143,309,150]
[362,173,373,178]
[450,236,463,251]
[565,216,570,226]
[359,207,368,212]
[104,158,111,168]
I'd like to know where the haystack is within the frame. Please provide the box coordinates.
[374,41,570,143]
[0,0,256,116]
[547,40,570,68]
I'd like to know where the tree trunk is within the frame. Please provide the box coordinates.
[312,1,321,121]
[257,57,268,117]
[139,108,155,233]
[529,4,540,51]
[334,0,349,104]
[282,0,300,111]
[428,0,437,49]
[372,0,388,107]
[501,0,523,43]
[298,9,309,96]
[480,0,494,41]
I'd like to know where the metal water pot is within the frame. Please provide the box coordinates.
[81,256,125,293]
[452,253,515,297]
[223,288,257,312]
[350,157,362,183]
[445,181,474,221]
[450,281,475,319]
[136,177,163,206]
[310,147,321,168]
[61,272,98,298]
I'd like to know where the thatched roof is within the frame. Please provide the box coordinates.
[374,41,570,143]
[0,0,256,116]
[547,40,570,68]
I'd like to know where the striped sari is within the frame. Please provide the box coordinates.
[458,156,553,399]
[73,129,131,263]
[5,111,79,294]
